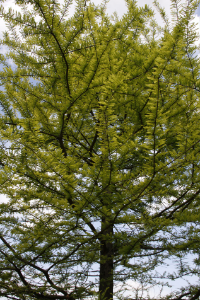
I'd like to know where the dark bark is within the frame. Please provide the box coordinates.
[99,217,114,300]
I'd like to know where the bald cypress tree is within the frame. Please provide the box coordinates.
[0,0,200,299]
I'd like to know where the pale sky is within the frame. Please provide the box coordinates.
[1,0,200,41]
[0,0,199,26]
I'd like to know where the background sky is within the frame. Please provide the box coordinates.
[0,0,200,42]
[0,0,200,299]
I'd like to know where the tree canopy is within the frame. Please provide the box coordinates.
[0,0,200,299]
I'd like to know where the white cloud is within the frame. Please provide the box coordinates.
[92,0,172,22]
[1,0,197,38]
[0,194,9,203]
[194,13,200,47]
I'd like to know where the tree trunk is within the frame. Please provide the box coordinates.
[99,217,113,300]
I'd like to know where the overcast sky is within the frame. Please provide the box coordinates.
[0,0,200,49]
[95,0,199,19]
[0,0,200,28]
[103,0,200,38]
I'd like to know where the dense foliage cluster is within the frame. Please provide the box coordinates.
[0,0,200,299]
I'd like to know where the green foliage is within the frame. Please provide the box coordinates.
[0,0,200,299]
